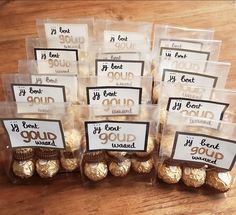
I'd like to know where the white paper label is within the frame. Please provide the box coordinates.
[34,48,78,74]
[167,98,229,129]
[104,30,148,51]
[96,59,144,86]
[172,132,236,170]
[97,52,141,61]
[12,84,66,113]
[160,39,202,50]
[31,74,78,101]
[86,86,142,116]
[44,23,88,50]
[2,119,65,149]
[85,121,149,152]
[162,70,217,88]
[160,48,209,72]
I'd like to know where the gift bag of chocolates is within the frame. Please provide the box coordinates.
[0,102,83,183]
[78,104,159,185]
[156,112,236,193]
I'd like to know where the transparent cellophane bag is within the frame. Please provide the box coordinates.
[78,104,160,185]
[0,73,79,103]
[156,111,236,193]
[157,83,236,133]
[152,59,231,104]
[0,102,85,184]
[77,75,153,105]
[87,41,153,76]
[94,19,153,53]
[36,17,94,53]
[152,37,221,81]
[25,37,93,76]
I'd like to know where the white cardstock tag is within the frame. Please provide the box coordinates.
[44,23,88,50]
[167,98,229,129]
[86,86,142,116]
[34,48,78,74]
[97,52,141,61]
[172,132,236,170]
[12,84,66,113]
[96,59,144,86]
[104,30,148,51]
[85,121,149,152]
[2,119,65,149]
[31,74,78,101]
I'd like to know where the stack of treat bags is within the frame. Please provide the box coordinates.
[0,18,235,193]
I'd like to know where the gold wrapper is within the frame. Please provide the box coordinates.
[12,160,35,179]
[64,129,82,152]
[160,135,175,158]
[206,171,232,192]
[109,159,131,177]
[136,136,155,157]
[157,163,182,184]
[131,158,153,174]
[60,157,79,172]
[182,167,206,188]
[36,159,60,178]
[107,151,127,158]
[84,162,108,181]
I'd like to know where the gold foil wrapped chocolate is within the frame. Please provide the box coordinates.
[152,85,159,104]
[61,157,79,172]
[109,159,131,177]
[84,162,108,181]
[12,160,35,179]
[36,159,60,178]
[206,170,232,192]
[136,136,155,157]
[157,163,182,184]
[182,167,206,188]
[64,129,82,152]
[131,158,153,174]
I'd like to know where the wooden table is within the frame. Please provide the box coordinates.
[0,1,236,214]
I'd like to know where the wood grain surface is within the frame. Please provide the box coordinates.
[0,1,236,214]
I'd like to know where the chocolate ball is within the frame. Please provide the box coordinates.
[206,170,232,192]
[36,159,60,178]
[182,167,206,188]
[131,158,153,174]
[84,162,108,181]
[12,160,35,179]
[60,157,80,172]
[152,85,159,104]
[157,163,182,184]
[64,129,82,152]
[109,159,131,177]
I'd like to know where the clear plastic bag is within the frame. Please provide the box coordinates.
[36,17,94,51]
[157,112,236,193]
[78,104,159,185]
[0,73,78,113]
[152,60,230,103]
[158,83,236,132]
[94,19,153,52]
[0,102,83,183]
[77,75,153,105]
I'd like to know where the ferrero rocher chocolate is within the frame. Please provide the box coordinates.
[64,129,82,152]
[107,151,127,158]
[206,170,232,192]
[60,157,79,172]
[14,148,34,154]
[84,162,108,181]
[182,167,206,188]
[157,163,182,184]
[13,147,34,160]
[36,159,60,178]
[131,158,153,174]
[109,159,131,177]
[12,160,35,179]
[136,136,155,157]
